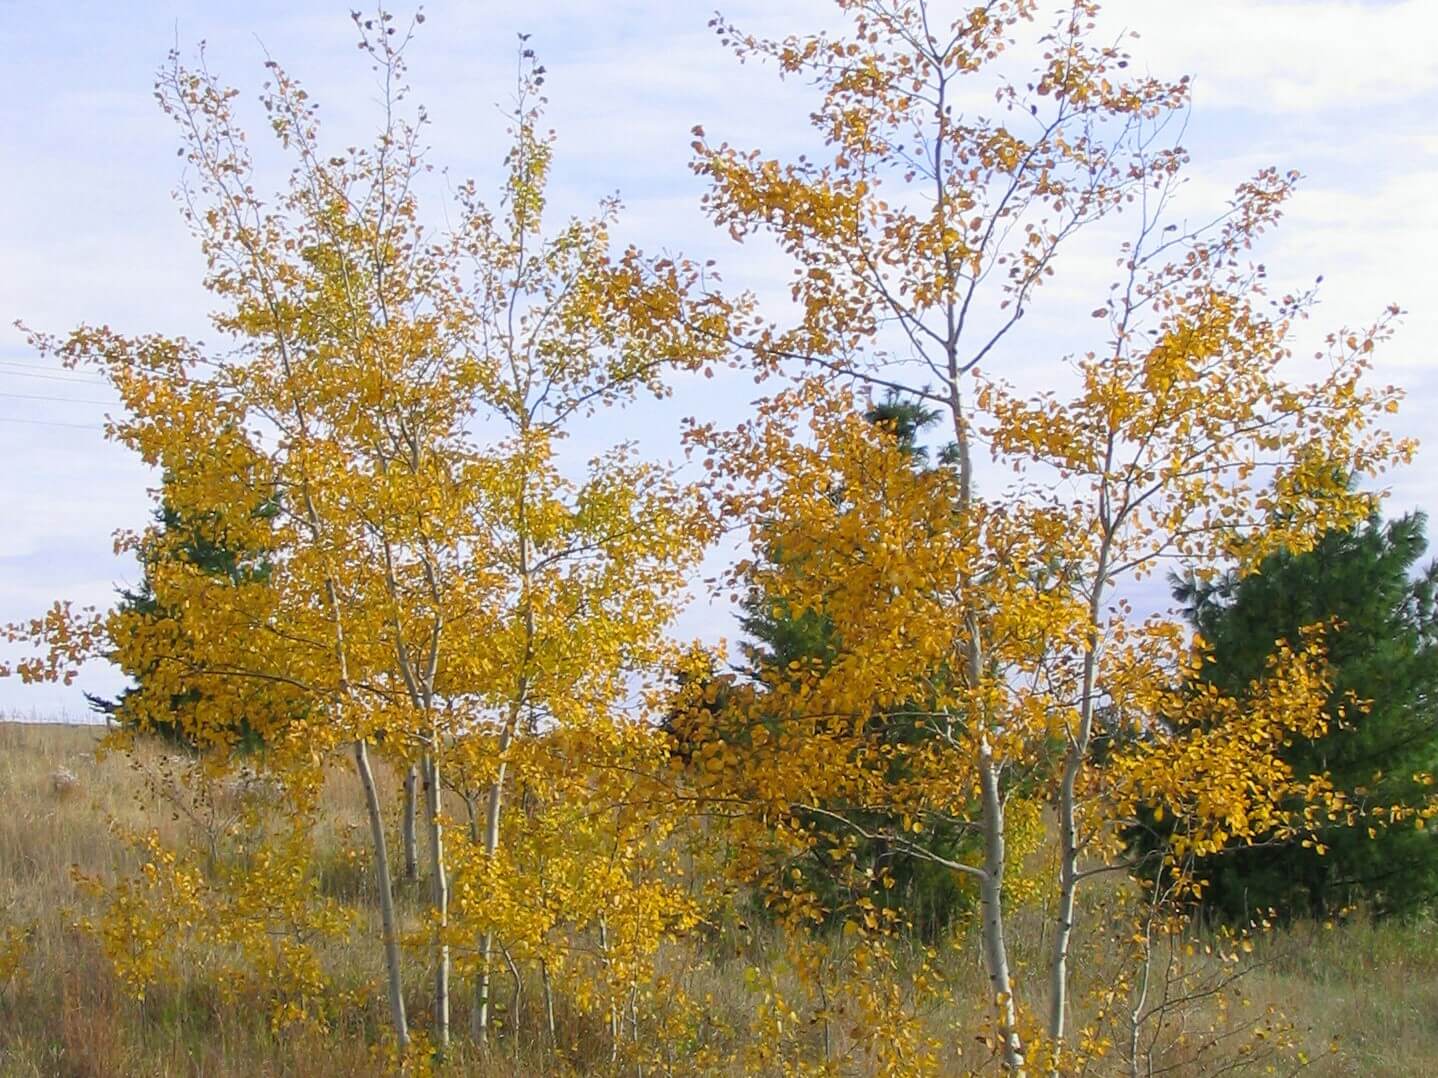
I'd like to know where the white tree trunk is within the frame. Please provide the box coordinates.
[471,760,507,1042]
[979,746,1025,1073]
[1049,745,1082,1058]
[403,764,419,882]
[354,738,408,1047]
[1048,549,1109,1064]
[424,751,450,1048]
[1048,707,1093,1060]
[541,957,557,1045]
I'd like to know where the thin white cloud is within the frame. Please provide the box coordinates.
[1099,0,1438,112]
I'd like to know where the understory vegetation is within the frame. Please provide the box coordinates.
[2,723,1436,1076]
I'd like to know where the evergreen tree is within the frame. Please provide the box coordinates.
[738,391,942,673]
[88,486,282,752]
[736,392,977,936]
[1172,510,1438,920]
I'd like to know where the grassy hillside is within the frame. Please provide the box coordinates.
[1,720,1435,1076]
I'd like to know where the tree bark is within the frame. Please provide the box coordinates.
[599,915,619,1064]
[1048,698,1091,1060]
[471,758,508,1041]
[403,764,419,882]
[354,738,408,1047]
[541,957,557,1045]
[504,945,523,1061]
[424,751,450,1048]
[1048,541,1110,1065]
[1048,738,1084,1061]
[979,745,1024,1073]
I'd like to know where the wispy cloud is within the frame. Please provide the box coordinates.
[1101,0,1438,113]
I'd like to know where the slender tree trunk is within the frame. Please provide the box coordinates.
[403,764,419,882]
[354,738,408,1047]
[1049,723,1089,1061]
[817,971,833,1063]
[473,522,534,1043]
[541,957,557,1045]
[504,945,523,1062]
[1126,934,1152,1078]
[979,745,1024,1073]
[472,759,509,1041]
[629,983,642,1076]
[1049,760,1106,1069]
[599,915,619,1064]
[464,792,479,844]
[424,751,450,1048]
[945,307,1024,1070]
[1048,545,1109,1065]
[1049,741,1083,1060]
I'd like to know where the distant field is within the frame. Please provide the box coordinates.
[2,719,1437,1076]
[0,711,107,726]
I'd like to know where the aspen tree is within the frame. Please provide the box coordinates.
[687,1,1412,1068]
[7,9,725,1053]
[398,44,726,1043]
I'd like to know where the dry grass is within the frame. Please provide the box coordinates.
[1244,917,1438,1076]
[0,723,392,1077]
[1,719,1434,1076]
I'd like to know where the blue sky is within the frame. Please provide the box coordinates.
[3,0,1436,717]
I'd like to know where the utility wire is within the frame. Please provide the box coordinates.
[0,367,110,386]
[0,357,101,373]
[0,416,105,430]
[0,391,115,406]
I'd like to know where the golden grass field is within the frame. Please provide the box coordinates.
[2,719,1436,1076]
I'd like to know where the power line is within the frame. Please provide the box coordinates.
[0,357,94,371]
[0,363,107,380]
[0,367,110,386]
[0,391,116,406]
[0,416,106,431]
